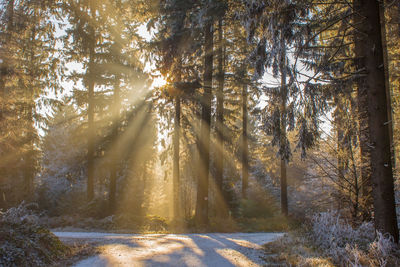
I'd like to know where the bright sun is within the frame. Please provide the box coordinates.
[151,75,167,89]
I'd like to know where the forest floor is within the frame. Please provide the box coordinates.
[54,231,284,267]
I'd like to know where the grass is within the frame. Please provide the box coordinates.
[262,231,335,267]
[52,242,98,266]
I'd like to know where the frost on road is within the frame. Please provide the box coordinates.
[54,232,284,267]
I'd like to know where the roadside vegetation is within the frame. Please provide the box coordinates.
[264,212,400,266]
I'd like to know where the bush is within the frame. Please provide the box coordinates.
[311,211,374,253]
[310,211,400,266]
[263,211,400,267]
[0,202,69,266]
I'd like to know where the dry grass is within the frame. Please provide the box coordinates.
[51,242,98,266]
[262,232,335,267]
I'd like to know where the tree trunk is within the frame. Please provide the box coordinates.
[354,9,373,219]
[109,73,120,213]
[23,23,37,201]
[348,136,360,220]
[379,1,395,170]
[215,18,226,215]
[280,34,288,216]
[173,58,182,220]
[87,24,95,202]
[354,0,399,242]
[334,95,348,211]
[398,1,400,36]
[173,91,181,220]
[23,104,34,201]
[242,84,249,199]
[195,19,213,226]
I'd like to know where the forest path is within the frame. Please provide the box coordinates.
[54,231,284,267]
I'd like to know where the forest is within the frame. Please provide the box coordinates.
[1,0,400,266]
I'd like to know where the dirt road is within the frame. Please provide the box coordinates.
[54,232,284,267]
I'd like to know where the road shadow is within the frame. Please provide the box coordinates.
[63,232,283,267]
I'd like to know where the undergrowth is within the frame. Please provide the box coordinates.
[0,202,70,267]
[263,211,400,267]
[44,213,291,233]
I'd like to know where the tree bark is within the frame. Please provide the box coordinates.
[173,63,181,219]
[23,22,37,201]
[87,21,95,202]
[195,20,213,226]
[354,6,373,219]
[354,0,399,242]
[280,34,288,216]
[215,18,225,213]
[23,105,34,201]
[109,72,120,213]
[379,1,396,170]
[398,1,400,36]
[335,96,346,211]
[242,84,249,199]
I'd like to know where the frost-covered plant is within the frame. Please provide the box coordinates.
[0,202,69,266]
[0,201,40,225]
[366,231,396,267]
[369,232,395,259]
[311,211,374,254]
[343,232,398,267]
[36,105,87,215]
[311,211,399,266]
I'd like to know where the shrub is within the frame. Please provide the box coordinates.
[311,211,374,253]
[0,202,69,266]
[310,211,400,266]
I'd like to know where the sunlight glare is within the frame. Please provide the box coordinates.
[151,75,167,89]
